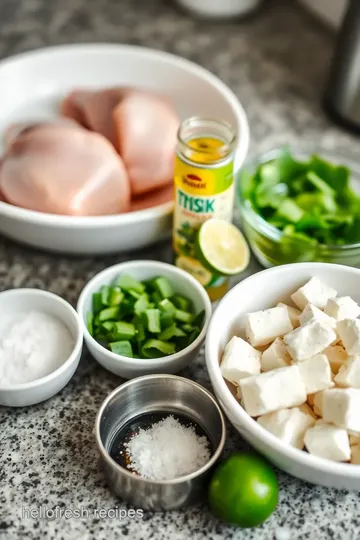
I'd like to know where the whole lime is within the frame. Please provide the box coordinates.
[208,452,279,528]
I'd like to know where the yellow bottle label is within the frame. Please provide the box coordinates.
[173,138,235,300]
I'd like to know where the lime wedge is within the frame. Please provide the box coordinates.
[196,219,250,276]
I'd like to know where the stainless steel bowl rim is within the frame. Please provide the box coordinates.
[237,144,360,251]
[95,373,226,485]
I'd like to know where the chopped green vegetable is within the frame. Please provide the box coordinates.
[276,199,304,223]
[88,273,205,359]
[102,321,115,333]
[158,298,177,316]
[128,289,142,300]
[192,309,206,328]
[174,309,193,324]
[108,287,124,306]
[116,274,145,294]
[142,339,176,358]
[158,324,186,341]
[92,292,103,315]
[143,309,161,333]
[98,306,120,322]
[86,312,94,336]
[134,293,149,315]
[153,276,173,299]
[240,147,360,256]
[171,294,193,312]
[110,340,133,357]
[160,311,174,330]
[100,285,111,306]
[112,321,136,340]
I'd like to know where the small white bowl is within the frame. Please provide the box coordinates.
[206,263,360,491]
[0,43,249,255]
[77,260,212,379]
[0,289,83,407]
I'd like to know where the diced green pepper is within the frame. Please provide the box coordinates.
[108,287,124,306]
[160,311,174,330]
[110,340,133,357]
[98,306,120,322]
[158,298,177,316]
[151,291,162,306]
[191,309,205,328]
[116,274,145,294]
[134,294,149,315]
[92,292,103,315]
[154,276,173,299]
[86,312,94,336]
[174,309,193,324]
[112,321,136,340]
[142,339,176,358]
[134,317,146,343]
[128,289,141,300]
[102,321,115,333]
[143,309,161,333]
[171,294,193,312]
[101,285,111,306]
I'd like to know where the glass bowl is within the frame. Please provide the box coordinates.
[236,146,360,268]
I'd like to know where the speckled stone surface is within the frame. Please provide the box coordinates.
[1,1,360,539]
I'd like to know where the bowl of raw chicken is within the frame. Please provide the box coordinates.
[206,263,360,491]
[0,44,249,255]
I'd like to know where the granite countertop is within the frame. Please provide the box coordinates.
[1,1,360,539]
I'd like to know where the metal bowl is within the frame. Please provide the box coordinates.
[95,374,226,510]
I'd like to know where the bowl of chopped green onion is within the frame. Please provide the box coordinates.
[77,260,212,379]
[237,146,360,267]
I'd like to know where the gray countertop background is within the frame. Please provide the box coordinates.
[1,1,360,539]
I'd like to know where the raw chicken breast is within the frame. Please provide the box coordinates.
[114,91,179,196]
[130,183,173,212]
[60,88,130,146]
[0,122,130,216]
[61,88,180,196]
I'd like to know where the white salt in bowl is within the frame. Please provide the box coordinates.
[206,263,360,491]
[0,288,83,407]
[77,260,212,379]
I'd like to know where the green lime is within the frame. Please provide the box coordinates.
[208,452,278,528]
[196,219,250,276]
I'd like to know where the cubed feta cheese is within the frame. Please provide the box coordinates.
[239,365,307,417]
[257,407,315,449]
[322,388,360,432]
[323,345,347,374]
[312,391,325,416]
[283,319,337,362]
[298,354,334,394]
[291,277,337,311]
[299,402,317,419]
[351,445,360,464]
[337,319,360,355]
[324,296,360,321]
[304,421,350,462]
[277,303,301,328]
[261,338,291,372]
[335,355,360,388]
[299,303,336,329]
[245,306,293,347]
[220,336,261,385]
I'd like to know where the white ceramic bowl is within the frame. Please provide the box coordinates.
[0,44,249,255]
[77,260,212,379]
[0,289,83,407]
[206,263,360,490]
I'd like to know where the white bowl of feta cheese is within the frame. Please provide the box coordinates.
[206,263,360,490]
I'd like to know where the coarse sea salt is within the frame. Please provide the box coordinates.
[124,415,211,481]
[0,311,74,386]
